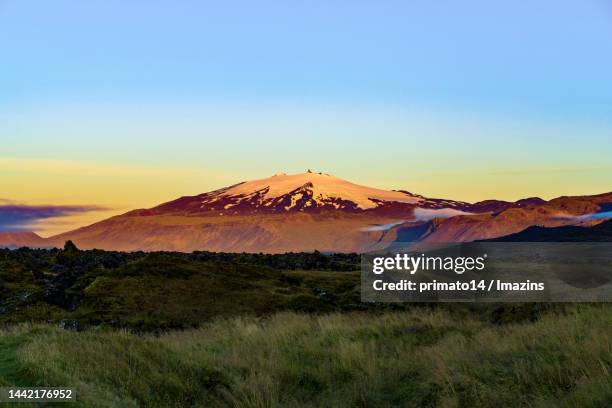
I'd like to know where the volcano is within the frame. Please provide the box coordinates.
[148,171,425,216]
[2,171,611,252]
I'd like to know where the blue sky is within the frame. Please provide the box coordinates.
[3,1,612,119]
[1,0,611,232]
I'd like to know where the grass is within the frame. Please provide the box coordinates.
[0,305,610,407]
[1,248,610,406]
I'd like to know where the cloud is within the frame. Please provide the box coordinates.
[361,221,406,232]
[0,204,107,232]
[413,208,473,222]
[360,208,475,232]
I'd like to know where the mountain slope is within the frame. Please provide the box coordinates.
[47,212,393,253]
[0,232,46,248]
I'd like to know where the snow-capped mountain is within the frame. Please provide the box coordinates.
[2,171,610,253]
[139,171,513,217]
[149,171,425,216]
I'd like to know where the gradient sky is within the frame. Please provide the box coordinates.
[1,0,612,235]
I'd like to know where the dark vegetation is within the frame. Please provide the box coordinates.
[0,242,367,331]
[1,242,564,332]
[486,218,612,242]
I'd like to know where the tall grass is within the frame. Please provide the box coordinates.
[1,306,610,407]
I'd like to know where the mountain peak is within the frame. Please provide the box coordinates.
[219,172,421,211]
[151,171,422,215]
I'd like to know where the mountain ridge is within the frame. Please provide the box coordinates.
[483,219,612,242]
[1,172,611,252]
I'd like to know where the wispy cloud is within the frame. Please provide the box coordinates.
[0,204,107,232]
[361,221,406,232]
[413,208,473,222]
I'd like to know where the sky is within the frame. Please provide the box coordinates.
[1,0,612,235]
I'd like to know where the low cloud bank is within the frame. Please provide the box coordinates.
[573,211,612,222]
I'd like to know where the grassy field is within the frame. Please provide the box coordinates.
[1,246,611,406]
[0,305,610,407]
